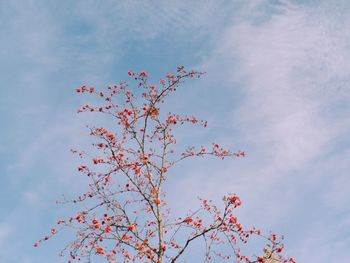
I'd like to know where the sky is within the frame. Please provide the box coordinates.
[1,0,350,262]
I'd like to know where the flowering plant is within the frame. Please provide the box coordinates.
[37,66,295,263]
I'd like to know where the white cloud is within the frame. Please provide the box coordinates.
[189,0,350,190]
[167,1,350,261]
[0,224,12,248]
[223,3,343,169]
[23,191,40,206]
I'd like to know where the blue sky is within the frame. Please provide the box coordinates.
[1,0,350,262]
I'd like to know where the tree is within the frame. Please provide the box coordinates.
[36,66,296,263]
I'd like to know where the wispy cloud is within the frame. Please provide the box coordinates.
[167,1,350,261]
[0,224,12,248]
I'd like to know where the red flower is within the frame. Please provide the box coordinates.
[105,225,112,233]
[184,217,193,223]
[166,74,175,79]
[229,195,239,203]
[229,217,237,224]
[78,165,87,171]
[96,247,105,255]
[140,71,149,77]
